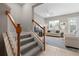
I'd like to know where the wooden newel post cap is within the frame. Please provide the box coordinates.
[16,24,22,34]
[5,10,10,15]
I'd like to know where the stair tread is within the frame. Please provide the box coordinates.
[20,36,34,42]
[20,32,31,36]
[20,32,32,39]
[21,41,37,51]
[22,46,41,56]
[20,35,31,39]
[20,32,42,56]
[20,36,34,46]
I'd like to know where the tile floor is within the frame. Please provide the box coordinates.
[38,36,79,56]
[38,44,79,56]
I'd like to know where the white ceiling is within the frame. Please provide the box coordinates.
[34,3,79,18]
[17,3,38,6]
[18,3,25,6]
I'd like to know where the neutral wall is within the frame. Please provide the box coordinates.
[22,4,32,32]
[0,4,10,55]
[45,17,68,33]
[6,3,22,33]
[6,3,33,32]
[34,13,45,26]
[0,15,2,34]
[45,13,79,34]
[0,4,10,34]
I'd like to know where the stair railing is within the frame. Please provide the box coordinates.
[32,19,45,51]
[5,10,22,56]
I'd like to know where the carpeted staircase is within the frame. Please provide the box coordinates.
[20,33,42,56]
[3,32,42,56]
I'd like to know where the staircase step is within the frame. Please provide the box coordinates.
[20,33,31,39]
[22,46,41,56]
[20,37,34,46]
[21,41,37,55]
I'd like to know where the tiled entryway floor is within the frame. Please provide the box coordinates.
[38,36,79,56]
[38,44,79,56]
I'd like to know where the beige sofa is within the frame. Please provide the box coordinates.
[65,33,79,48]
[46,32,61,37]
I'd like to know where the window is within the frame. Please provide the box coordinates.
[49,20,59,31]
[68,18,77,34]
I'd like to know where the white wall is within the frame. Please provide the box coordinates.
[6,3,22,33]
[22,4,32,32]
[0,4,10,34]
[45,15,70,33]
[45,13,79,34]
[6,3,33,32]
[34,13,45,27]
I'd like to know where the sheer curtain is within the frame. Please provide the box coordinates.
[68,17,78,36]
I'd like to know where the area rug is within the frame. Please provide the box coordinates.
[45,36,79,53]
[45,36,65,49]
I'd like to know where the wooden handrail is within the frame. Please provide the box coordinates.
[32,19,45,51]
[32,19,44,30]
[5,10,17,28]
[16,24,22,56]
[33,32,43,43]
[5,10,22,56]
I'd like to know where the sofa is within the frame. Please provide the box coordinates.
[46,30,64,37]
[64,33,79,49]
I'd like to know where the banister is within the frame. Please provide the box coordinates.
[33,32,43,43]
[16,24,22,56]
[32,19,46,51]
[32,19,44,30]
[5,10,22,56]
[5,10,17,28]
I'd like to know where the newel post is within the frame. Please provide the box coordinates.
[5,10,10,15]
[16,24,22,56]
[43,26,45,51]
